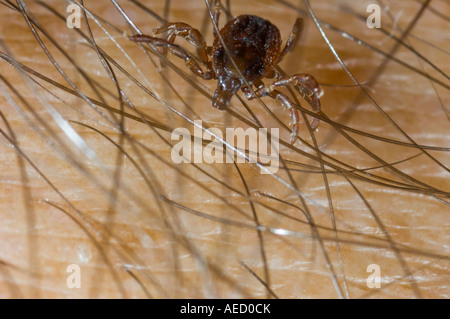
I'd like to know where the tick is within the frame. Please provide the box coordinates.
[129,2,323,143]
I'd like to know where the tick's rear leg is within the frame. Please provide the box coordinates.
[154,22,209,65]
[243,86,300,144]
[213,0,222,38]
[129,35,214,80]
[278,18,304,63]
[270,73,323,129]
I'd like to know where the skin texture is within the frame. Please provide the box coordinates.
[0,0,449,298]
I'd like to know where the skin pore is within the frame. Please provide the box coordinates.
[0,0,448,298]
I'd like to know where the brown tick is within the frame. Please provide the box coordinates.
[129,1,323,143]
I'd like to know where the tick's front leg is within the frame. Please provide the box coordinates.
[153,22,209,65]
[243,86,300,144]
[270,73,323,129]
[129,35,214,80]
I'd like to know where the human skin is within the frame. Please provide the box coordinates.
[0,0,448,298]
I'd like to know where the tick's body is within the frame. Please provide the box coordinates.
[212,15,281,84]
[130,3,322,143]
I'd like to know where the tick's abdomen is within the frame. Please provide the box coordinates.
[212,15,281,84]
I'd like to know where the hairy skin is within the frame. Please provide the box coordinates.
[0,0,448,298]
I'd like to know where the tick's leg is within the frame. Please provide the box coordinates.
[129,35,214,80]
[243,86,300,144]
[270,73,323,129]
[213,0,222,38]
[278,18,303,63]
[206,46,214,71]
[154,23,209,65]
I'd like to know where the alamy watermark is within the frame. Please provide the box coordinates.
[367,4,381,29]
[366,264,381,288]
[171,120,280,174]
[66,264,81,288]
[66,4,81,29]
